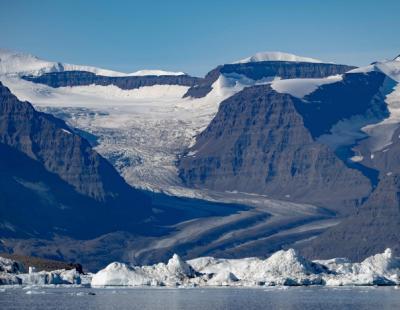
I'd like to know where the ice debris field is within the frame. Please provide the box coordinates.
[1,248,400,288]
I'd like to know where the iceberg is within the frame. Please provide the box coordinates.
[0,256,82,285]
[18,269,82,285]
[91,249,400,287]
[0,272,22,285]
[0,256,26,274]
[91,254,197,287]
[2,248,400,287]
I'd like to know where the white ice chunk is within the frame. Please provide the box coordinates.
[91,249,400,287]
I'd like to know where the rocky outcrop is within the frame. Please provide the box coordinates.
[298,123,400,260]
[184,61,355,98]
[22,71,200,90]
[0,253,83,273]
[298,174,400,260]
[298,71,388,138]
[0,82,152,238]
[0,82,146,202]
[179,85,370,212]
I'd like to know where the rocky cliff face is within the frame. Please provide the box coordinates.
[179,85,371,212]
[0,82,143,201]
[298,174,400,260]
[298,124,400,260]
[0,82,152,238]
[184,61,355,98]
[298,71,388,138]
[22,71,200,90]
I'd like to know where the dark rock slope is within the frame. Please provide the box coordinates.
[184,61,355,98]
[298,71,388,138]
[298,174,400,260]
[22,71,200,90]
[0,82,151,238]
[298,126,400,260]
[179,85,371,213]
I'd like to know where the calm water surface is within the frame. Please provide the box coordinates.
[0,286,400,310]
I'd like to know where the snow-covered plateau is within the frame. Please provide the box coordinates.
[233,51,324,64]
[0,48,184,77]
[2,248,400,287]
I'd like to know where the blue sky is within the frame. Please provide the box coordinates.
[1,0,399,76]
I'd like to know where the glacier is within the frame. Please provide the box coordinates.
[1,48,399,196]
[1,48,392,197]
[0,49,338,196]
[0,66,257,194]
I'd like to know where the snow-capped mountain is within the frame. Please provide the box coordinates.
[2,48,400,267]
[233,51,324,64]
[0,49,185,77]
[183,57,353,98]
[180,57,400,206]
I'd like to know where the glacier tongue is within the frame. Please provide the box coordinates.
[90,248,400,287]
[0,72,254,195]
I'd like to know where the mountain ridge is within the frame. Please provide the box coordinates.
[1,49,400,265]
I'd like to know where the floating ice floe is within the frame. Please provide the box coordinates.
[91,248,400,287]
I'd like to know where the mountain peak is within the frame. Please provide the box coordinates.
[233,51,324,64]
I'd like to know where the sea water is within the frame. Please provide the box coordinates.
[0,286,399,310]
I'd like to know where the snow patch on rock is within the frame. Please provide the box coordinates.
[271,75,342,98]
[361,79,400,152]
